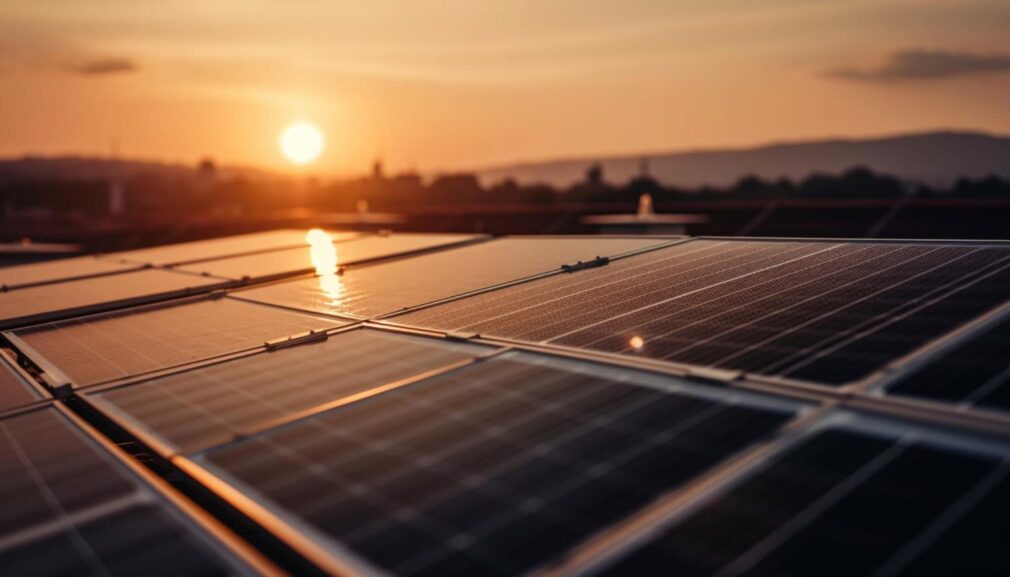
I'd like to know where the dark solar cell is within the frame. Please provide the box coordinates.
[234,237,669,319]
[0,504,235,577]
[197,354,796,576]
[90,329,487,453]
[594,426,1009,577]
[0,269,228,330]
[0,408,137,535]
[0,407,253,576]
[397,240,1010,386]
[0,356,41,411]
[15,297,345,387]
[887,313,1010,411]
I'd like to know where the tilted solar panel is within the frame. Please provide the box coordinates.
[591,413,1010,577]
[0,354,42,412]
[177,233,483,281]
[0,405,259,576]
[233,237,672,319]
[100,228,358,266]
[0,256,140,291]
[885,311,1010,412]
[88,328,490,453]
[397,239,1010,386]
[0,269,229,330]
[191,353,800,576]
[12,297,346,388]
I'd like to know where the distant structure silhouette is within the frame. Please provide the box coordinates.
[586,163,604,187]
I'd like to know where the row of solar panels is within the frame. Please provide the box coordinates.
[5,232,1009,417]
[2,230,1010,576]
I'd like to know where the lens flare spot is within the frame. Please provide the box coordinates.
[629,336,645,351]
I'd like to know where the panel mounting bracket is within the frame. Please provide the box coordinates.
[265,330,329,351]
[561,256,610,273]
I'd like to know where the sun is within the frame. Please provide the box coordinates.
[279,122,324,166]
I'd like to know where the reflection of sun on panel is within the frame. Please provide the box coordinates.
[305,228,345,304]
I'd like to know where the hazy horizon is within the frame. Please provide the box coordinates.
[3,1,1010,176]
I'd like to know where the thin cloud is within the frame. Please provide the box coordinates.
[72,58,138,76]
[828,50,1010,82]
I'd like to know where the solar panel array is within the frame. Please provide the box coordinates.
[399,239,1010,385]
[233,237,671,319]
[1,230,1009,576]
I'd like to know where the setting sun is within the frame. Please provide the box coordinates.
[279,122,324,166]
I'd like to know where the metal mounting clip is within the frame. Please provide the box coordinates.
[265,329,329,351]
[561,256,610,273]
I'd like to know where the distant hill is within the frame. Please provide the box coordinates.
[0,155,270,185]
[474,131,1010,188]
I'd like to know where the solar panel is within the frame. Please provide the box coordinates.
[177,233,483,282]
[12,297,346,388]
[0,405,257,575]
[397,239,1010,386]
[0,256,140,291]
[233,237,672,319]
[192,352,799,576]
[100,228,358,266]
[88,328,490,454]
[885,311,1010,412]
[591,413,1010,577]
[0,354,42,412]
[0,269,229,330]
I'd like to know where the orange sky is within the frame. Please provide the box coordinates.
[2,1,1010,176]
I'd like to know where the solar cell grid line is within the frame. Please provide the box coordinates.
[398,239,1010,388]
[393,239,744,330]
[86,328,491,454]
[0,405,260,576]
[479,242,839,343]
[553,242,905,350]
[585,412,1010,577]
[0,256,141,291]
[0,268,230,331]
[192,353,800,577]
[397,239,835,337]
[175,233,483,282]
[555,242,944,369]
[430,240,823,335]
[773,249,1010,384]
[10,296,347,389]
[100,228,358,266]
[663,244,1010,383]
[552,242,949,354]
[231,237,673,320]
[884,310,1010,412]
